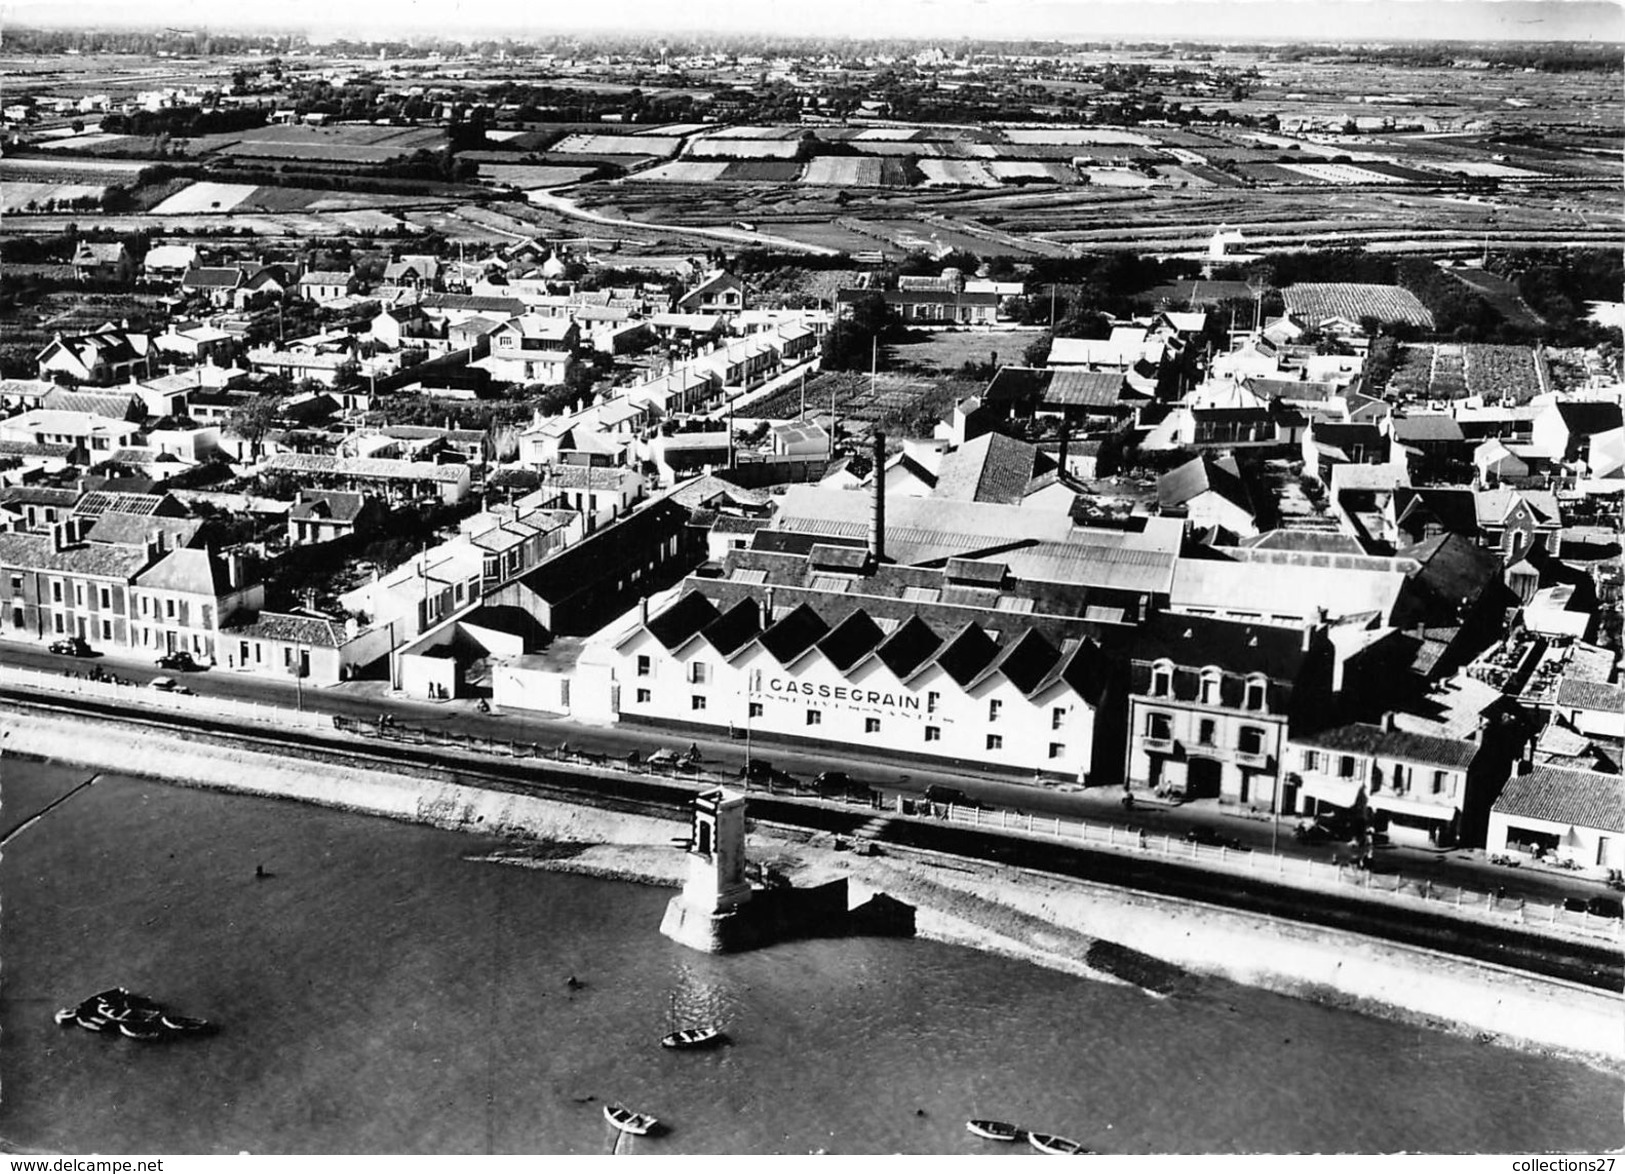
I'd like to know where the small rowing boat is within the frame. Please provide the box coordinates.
[118,1020,165,1041]
[660,1026,725,1050]
[966,1119,1023,1142]
[604,1103,658,1136]
[1028,1131,1089,1155]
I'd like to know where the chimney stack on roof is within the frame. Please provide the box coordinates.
[870,429,886,567]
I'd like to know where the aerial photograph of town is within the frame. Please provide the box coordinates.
[0,0,1620,1162]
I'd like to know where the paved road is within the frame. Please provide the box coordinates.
[6,640,1621,916]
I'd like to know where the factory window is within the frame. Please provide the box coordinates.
[636,688,651,704]
[690,661,709,685]
[691,695,707,711]
[806,709,821,727]
[927,691,940,715]
[1049,743,1065,760]
[988,699,1002,723]
[636,655,651,677]
[924,726,941,743]
[986,734,1003,751]
[865,718,881,735]
[749,702,763,719]
[1052,707,1065,730]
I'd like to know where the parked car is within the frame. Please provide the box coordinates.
[1586,896,1623,919]
[49,636,91,657]
[923,784,973,807]
[1186,826,1248,851]
[147,676,192,695]
[814,770,852,794]
[156,651,200,672]
[1563,896,1590,914]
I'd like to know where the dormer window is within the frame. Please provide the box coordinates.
[1150,660,1173,697]
[1199,668,1221,706]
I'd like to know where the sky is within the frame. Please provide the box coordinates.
[2,0,1621,42]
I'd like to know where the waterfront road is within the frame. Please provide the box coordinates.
[5,683,1621,995]
[4,641,1621,919]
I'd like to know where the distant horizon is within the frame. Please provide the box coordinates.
[2,0,1622,45]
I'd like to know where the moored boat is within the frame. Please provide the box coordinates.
[73,1012,112,1032]
[53,1008,79,1026]
[118,1019,165,1041]
[160,1013,215,1035]
[966,1119,1023,1142]
[1028,1131,1089,1155]
[660,1026,725,1050]
[604,1103,658,1135]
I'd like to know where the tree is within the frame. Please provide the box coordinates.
[821,293,895,372]
[227,392,285,462]
[1022,332,1054,368]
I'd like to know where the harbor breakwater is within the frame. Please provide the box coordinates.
[5,707,1619,1068]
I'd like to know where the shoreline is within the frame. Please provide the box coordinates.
[7,707,1621,1075]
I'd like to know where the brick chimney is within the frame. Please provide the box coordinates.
[870,429,886,566]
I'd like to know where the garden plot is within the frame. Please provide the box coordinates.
[1164,147,1210,165]
[150,181,259,214]
[639,123,712,136]
[703,125,795,139]
[552,134,681,155]
[919,159,999,187]
[801,157,886,187]
[1153,165,1216,188]
[1278,163,1407,185]
[1002,127,1156,146]
[687,138,801,159]
[631,161,732,183]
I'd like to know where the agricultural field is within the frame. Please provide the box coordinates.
[149,181,446,215]
[551,133,681,155]
[1282,282,1434,329]
[187,123,446,163]
[35,133,136,152]
[1276,162,1408,185]
[919,160,1000,188]
[1,181,108,212]
[718,161,805,183]
[1447,268,1547,330]
[801,156,889,187]
[685,138,801,159]
[478,164,598,188]
[632,161,734,183]
[149,181,259,214]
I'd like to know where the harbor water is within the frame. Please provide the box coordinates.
[2,762,1619,1155]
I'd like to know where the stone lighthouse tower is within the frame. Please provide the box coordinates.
[660,788,754,951]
